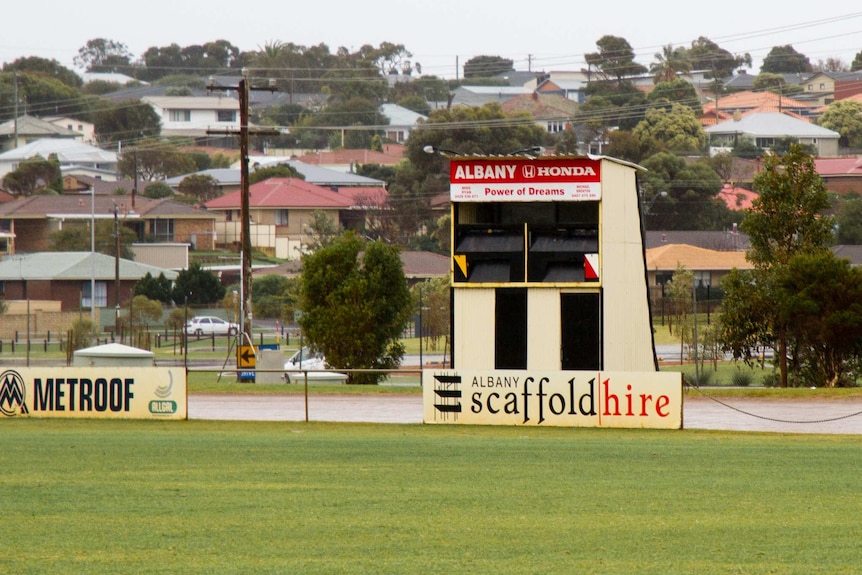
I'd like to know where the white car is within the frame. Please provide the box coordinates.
[185,316,240,336]
[284,347,347,383]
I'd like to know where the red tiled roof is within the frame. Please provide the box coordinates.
[336,186,388,207]
[814,157,862,176]
[295,146,405,167]
[703,90,815,113]
[718,184,758,211]
[204,178,353,209]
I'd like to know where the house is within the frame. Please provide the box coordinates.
[204,177,361,258]
[0,251,178,311]
[444,85,532,108]
[0,139,117,179]
[0,115,81,151]
[380,103,426,143]
[501,92,578,134]
[62,173,135,195]
[142,95,244,144]
[814,157,862,194]
[293,145,405,172]
[705,112,840,156]
[536,78,587,103]
[645,243,752,302]
[701,91,818,126]
[0,195,220,254]
[164,160,387,194]
[645,230,749,251]
[802,71,862,104]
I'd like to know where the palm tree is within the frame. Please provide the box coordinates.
[650,44,692,84]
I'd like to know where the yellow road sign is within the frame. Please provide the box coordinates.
[237,345,256,368]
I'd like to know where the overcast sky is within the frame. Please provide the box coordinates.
[3,1,862,77]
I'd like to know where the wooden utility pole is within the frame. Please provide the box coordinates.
[207,70,278,348]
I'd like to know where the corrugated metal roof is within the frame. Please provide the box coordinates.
[0,252,179,280]
[705,112,839,138]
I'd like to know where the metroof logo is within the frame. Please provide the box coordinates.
[0,369,29,416]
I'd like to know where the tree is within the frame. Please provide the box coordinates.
[835,195,862,243]
[118,140,196,181]
[853,51,862,72]
[299,232,412,384]
[639,152,729,230]
[647,79,700,115]
[632,103,706,155]
[172,262,225,305]
[688,36,751,79]
[650,44,691,84]
[2,156,62,196]
[665,265,695,362]
[134,272,173,304]
[774,252,862,387]
[0,72,86,121]
[251,274,297,320]
[728,145,834,387]
[50,219,136,259]
[178,174,220,203]
[585,35,647,87]
[463,55,514,79]
[93,100,161,144]
[143,182,175,199]
[816,100,862,148]
[74,38,133,72]
[249,164,304,184]
[2,56,82,88]
[413,276,450,352]
[761,45,813,74]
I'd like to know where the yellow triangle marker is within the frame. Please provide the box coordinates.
[453,254,468,277]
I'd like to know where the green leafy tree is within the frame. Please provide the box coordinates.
[74,38,133,73]
[835,195,862,243]
[172,262,226,305]
[413,276,450,352]
[632,103,706,155]
[2,56,82,88]
[252,274,295,320]
[647,79,700,115]
[573,94,617,151]
[816,100,862,148]
[303,210,340,252]
[463,55,514,79]
[93,101,161,145]
[665,265,694,361]
[853,50,862,72]
[50,219,136,259]
[2,156,62,196]
[639,152,729,230]
[130,295,163,330]
[0,72,85,121]
[761,45,813,74]
[731,136,763,159]
[134,272,173,304]
[774,252,862,387]
[604,130,646,163]
[142,182,174,199]
[118,140,196,181]
[725,145,834,387]
[688,36,752,79]
[178,174,219,203]
[299,233,412,384]
[585,35,647,87]
[249,164,304,184]
[650,44,691,84]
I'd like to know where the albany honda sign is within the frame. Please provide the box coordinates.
[450,158,601,202]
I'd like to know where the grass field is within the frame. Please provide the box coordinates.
[2,419,862,574]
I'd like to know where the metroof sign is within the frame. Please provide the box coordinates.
[450,158,602,202]
[423,370,682,429]
[0,367,187,420]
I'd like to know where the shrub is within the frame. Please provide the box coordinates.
[731,369,754,387]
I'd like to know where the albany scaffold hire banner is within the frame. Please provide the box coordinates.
[423,370,682,429]
[0,367,187,420]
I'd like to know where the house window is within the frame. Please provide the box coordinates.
[808,84,813,90]
[755,137,775,148]
[819,83,825,90]
[217,110,236,122]
[275,209,288,225]
[694,271,711,288]
[149,219,175,242]
[82,281,107,307]
[169,109,191,122]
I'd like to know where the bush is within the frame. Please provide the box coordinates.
[731,369,754,387]
[684,369,713,387]
[761,372,780,388]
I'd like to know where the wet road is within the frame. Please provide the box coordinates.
[188,391,862,434]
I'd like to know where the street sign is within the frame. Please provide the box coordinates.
[237,345,256,368]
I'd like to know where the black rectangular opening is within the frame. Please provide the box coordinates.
[495,288,527,369]
[561,292,601,370]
